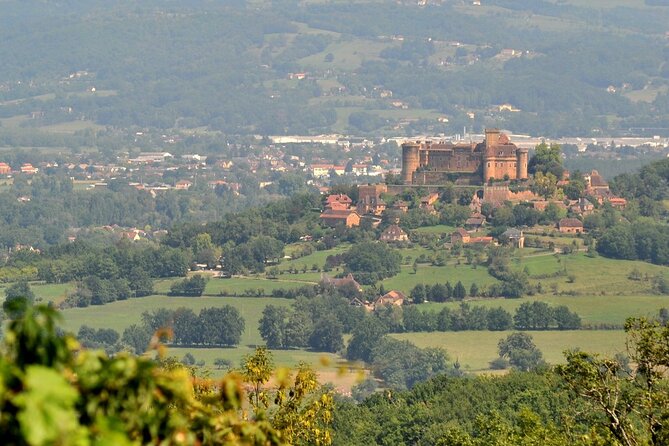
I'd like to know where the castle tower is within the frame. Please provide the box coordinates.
[517,147,528,180]
[482,129,500,182]
[401,142,420,184]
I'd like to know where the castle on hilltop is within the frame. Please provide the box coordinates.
[401,129,528,185]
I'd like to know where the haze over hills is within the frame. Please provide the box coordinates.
[0,0,668,137]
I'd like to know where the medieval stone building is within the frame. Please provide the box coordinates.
[401,129,528,185]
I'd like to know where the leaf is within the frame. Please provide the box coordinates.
[14,366,85,445]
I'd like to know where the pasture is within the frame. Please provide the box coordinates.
[59,295,291,345]
[392,330,628,372]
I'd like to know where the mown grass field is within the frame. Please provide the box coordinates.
[0,282,75,305]
[392,330,628,372]
[59,296,291,345]
[412,224,456,235]
[517,252,669,296]
[381,263,499,294]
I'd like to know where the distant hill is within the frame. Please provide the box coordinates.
[0,0,668,136]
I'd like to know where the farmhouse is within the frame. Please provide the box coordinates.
[325,194,353,209]
[500,228,525,248]
[558,218,584,234]
[374,290,406,309]
[379,225,409,242]
[321,273,363,293]
[451,228,493,246]
[465,213,486,231]
[319,209,361,228]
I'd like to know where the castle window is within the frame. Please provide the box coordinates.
[487,162,490,167]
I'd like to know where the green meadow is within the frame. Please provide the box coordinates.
[59,296,291,345]
[392,330,628,372]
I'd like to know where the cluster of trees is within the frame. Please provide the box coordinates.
[486,246,531,298]
[165,193,322,274]
[169,275,208,297]
[364,337,457,391]
[514,301,581,330]
[62,275,148,308]
[345,316,458,390]
[597,222,669,266]
[77,325,122,355]
[258,293,361,353]
[123,306,246,352]
[35,241,188,284]
[409,281,472,303]
[399,301,580,333]
[341,242,403,284]
[493,332,546,371]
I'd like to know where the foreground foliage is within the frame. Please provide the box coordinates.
[335,316,669,445]
[0,302,333,445]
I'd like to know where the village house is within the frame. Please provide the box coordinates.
[465,213,486,231]
[357,184,388,215]
[311,164,346,178]
[128,152,173,164]
[319,209,361,228]
[321,273,363,293]
[121,231,142,242]
[451,228,494,246]
[175,180,193,190]
[325,194,353,209]
[570,198,595,215]
[379,225,409,242]
[392,200,409,213]
[350,164,369,176]
[0,162,11,174]
[451,228,470,245]
[419,192,440,214]
[608,197,627,209]
[558,218,584,234]
[584,170,609,193]
[500,228,525,248]
[208,179,228,189]
[20,163,38,174]
[374,290,406,310]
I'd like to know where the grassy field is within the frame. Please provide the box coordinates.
[517,252,669,296]
[412,225,456,235]
[299,39,389,71]
[0,282,75,305]
[279,243,350,272]
[59,295,291,345]
[381,262,499,294]
[392,330,628,372]
[153,275,318,297]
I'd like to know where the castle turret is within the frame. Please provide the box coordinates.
[485,128,501,153]
[401,142,420,184]
[517,147,528,180]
